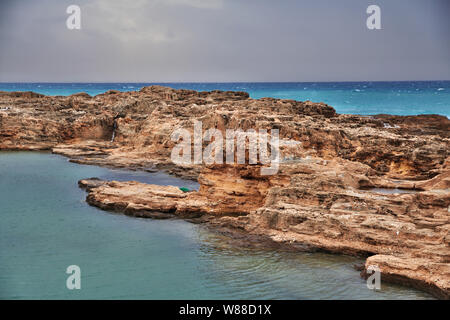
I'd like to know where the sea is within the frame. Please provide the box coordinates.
[0,82,445,299]
[0,81,448,118]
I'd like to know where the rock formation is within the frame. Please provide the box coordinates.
[1,86,449,298]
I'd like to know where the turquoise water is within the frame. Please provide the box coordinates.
[0,82,449,118]
[0,152,433,299]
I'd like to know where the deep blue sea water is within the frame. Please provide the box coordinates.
[0,82,449,118]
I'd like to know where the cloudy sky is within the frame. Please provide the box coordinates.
[0,0,449,82]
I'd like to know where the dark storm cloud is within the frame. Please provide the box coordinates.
[0,0,449,82]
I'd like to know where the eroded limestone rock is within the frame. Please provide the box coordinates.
[1,86,449,298]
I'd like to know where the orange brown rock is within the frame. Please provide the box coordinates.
[1,86,448,298]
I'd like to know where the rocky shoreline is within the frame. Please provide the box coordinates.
[1,86,448,299]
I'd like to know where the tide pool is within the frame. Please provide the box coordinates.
[0,152,433,299]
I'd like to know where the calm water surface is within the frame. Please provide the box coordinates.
[0,152,433,299]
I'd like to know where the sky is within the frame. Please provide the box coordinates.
[0,0,449,82]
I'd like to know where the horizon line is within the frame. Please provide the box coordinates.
[0,80,449,84]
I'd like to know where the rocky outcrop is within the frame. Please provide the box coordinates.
[79,178,189,219]
[1,85,449,299]
[79,159,450,299]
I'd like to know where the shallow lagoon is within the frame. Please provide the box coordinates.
[0,152,433,299]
